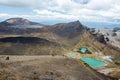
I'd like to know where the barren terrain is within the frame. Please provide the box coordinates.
[0,55,116,80]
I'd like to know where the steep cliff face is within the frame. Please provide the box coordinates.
[97,34,106,44]
[98,28,120,48]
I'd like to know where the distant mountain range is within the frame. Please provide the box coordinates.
[0,17,120,57]
[0,18,87,38]
[0,18,87,55]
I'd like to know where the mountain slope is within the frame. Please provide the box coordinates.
[0,36,66,55]
[0,56,117,80]
[0,37,52,44]
[75,31,120,58]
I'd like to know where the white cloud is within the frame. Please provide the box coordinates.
[33,9,60,16]
[0,13,33,21]
[0,0,120,24]
[0,13,9,17]
[33,9,78,20]
[86,0,113,10]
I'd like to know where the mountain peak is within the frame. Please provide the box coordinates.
[65,20,86,29]
[65,20,86,30]
[0,17,43,27]
[67,20,80,25]
[4,17,30,25]
[52,20,87,38]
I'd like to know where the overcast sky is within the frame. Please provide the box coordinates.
[0,0,120,28]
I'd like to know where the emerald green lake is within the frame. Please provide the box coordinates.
[80,58,105,68]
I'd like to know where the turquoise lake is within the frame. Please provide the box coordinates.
[80,58,105,68]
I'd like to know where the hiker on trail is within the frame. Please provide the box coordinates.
[6,56,9,60]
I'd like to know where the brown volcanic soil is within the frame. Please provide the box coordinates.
[0,56,117,80]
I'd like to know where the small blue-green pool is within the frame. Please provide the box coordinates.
[80,58,105,68]
[80,47,87,53]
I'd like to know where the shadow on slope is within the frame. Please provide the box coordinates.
[0,37,66,55]
[0,37,52,44]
